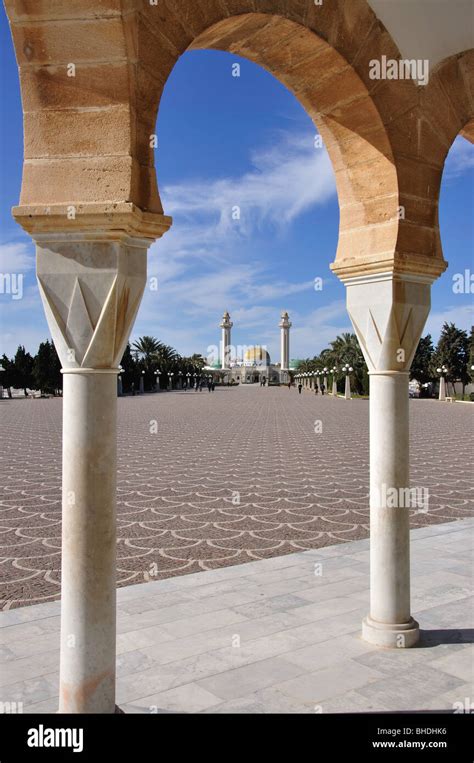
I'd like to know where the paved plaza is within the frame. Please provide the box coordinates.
[0,387,473,609]
[0,518,472,714]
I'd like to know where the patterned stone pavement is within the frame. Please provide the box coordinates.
[0,387,473,609]
[0,519,472,714]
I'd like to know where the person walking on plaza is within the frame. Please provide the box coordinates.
[314,384,319,395]
[298,383,303,395]
[320,383,325,396]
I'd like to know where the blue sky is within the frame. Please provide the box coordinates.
[0,9,473,363]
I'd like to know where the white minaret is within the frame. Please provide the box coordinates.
[220,311,233,369]
[279,311,291,371]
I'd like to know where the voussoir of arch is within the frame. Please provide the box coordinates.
[3,0,451,279]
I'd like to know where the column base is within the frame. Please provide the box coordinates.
[362,615,419,648]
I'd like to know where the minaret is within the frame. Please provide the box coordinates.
[220,311,233,369]
[279,311,291,371]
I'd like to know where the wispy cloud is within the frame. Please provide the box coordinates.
[424,304,473,338]
[161,131,335,235]
[443,135,474,180]
[0,241,35,272]
[135,130,337,356]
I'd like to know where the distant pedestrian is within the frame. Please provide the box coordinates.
[298,383,303,395]
[320,383,325,396]
[288,382,291,390]
[314,384,319,395]
[212,382,216,392]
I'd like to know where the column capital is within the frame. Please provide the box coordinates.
[35,234,150,372]
[344,272,433,373]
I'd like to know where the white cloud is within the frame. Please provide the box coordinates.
[162,131,335,235]
[0,241,35,272]
[133,130,337,356]
[443,135,474,180]
[424,303,473,338]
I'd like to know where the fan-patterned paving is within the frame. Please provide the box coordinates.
[0,387,472,609]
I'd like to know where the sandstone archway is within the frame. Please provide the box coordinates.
[7,0,444,278]
[4,0,473,713]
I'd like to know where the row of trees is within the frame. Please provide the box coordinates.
[295,332,369,395]
[1,323,472,398]
[0,337,207,396]
[411,324,473,396]
[1,342,62,397]
[123,337,207,392]
[293,323,474,398]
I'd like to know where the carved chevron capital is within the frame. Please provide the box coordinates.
[345,275,432,373]
[36,238,148,370]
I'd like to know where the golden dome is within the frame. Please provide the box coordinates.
[243,346,271,365]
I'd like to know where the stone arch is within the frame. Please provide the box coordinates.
[395,48,474,279]
[5,1,473,713]
[6,0,429,276]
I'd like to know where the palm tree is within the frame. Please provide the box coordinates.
[153,344,180,373]
[329,333,363,367]
[309,335,367,395]
[328,333,367,395]
[181,354,206,374]
[132,336,163,370]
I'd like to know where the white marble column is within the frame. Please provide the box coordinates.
[34,232,152,710]
[60,369,117,712]
[345,273,433,648]
[15,206,172,712]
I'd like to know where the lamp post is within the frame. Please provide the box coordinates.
[193,372,198,391]
[323,367,328,395]
[168,372,174,391]
[178,371,183,390]
[139,369,145,395]
[437,365,448,401]
[117,366,123,397]
[343,363,353,400]
[331,367,338,397]
[314,370,320,393]
[154,368,161,392]
[186,372,191,391]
